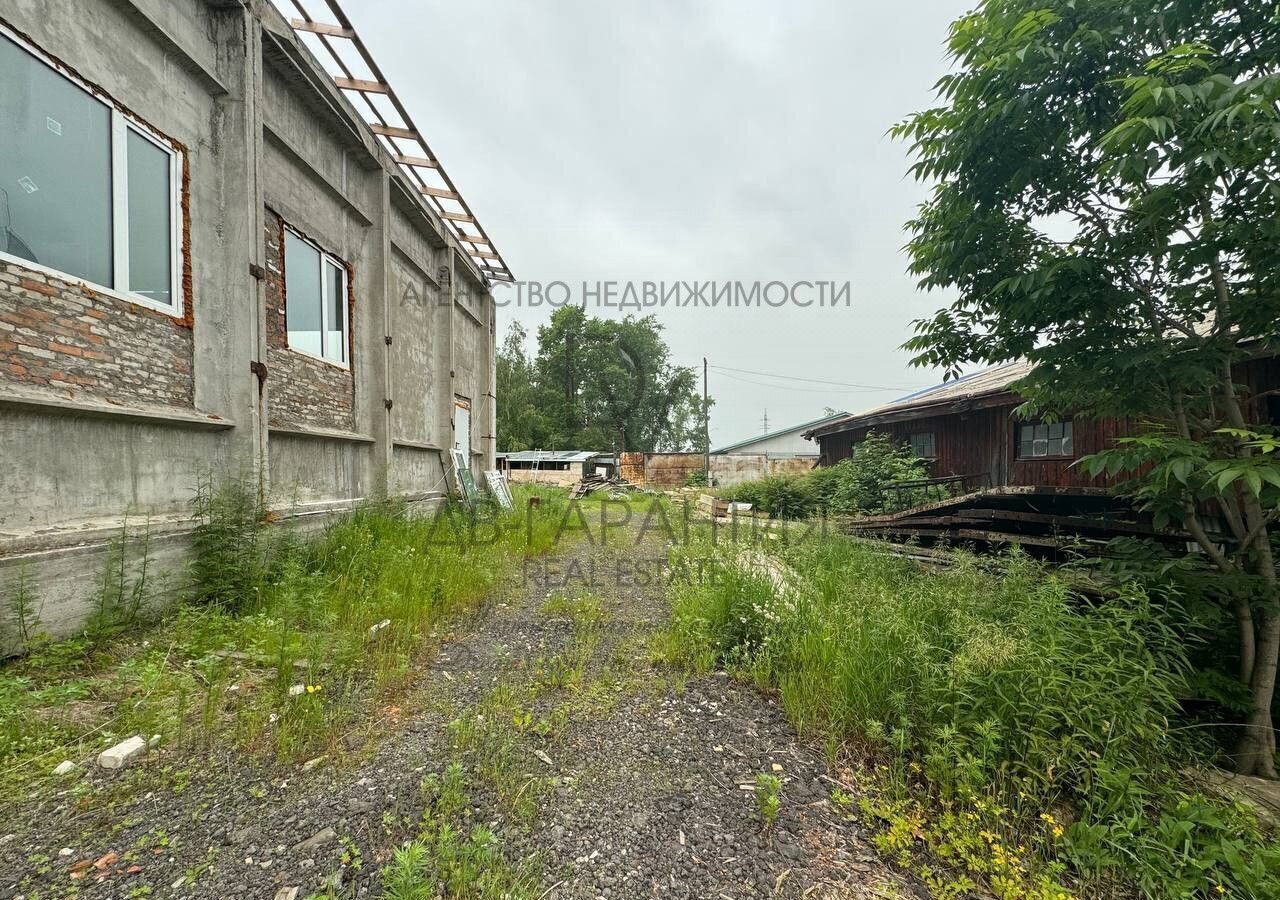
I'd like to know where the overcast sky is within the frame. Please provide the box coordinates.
[357,0,973,447]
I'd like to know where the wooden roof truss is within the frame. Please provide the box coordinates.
[275,0,514,284]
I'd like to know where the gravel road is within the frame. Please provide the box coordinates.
[2,524,916,899]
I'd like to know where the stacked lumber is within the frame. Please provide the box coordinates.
[695,494,770,524]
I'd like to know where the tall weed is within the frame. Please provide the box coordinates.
[664,534,1280,898]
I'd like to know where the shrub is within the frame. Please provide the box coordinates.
[723,432,928,519]
[665,534,1280,898]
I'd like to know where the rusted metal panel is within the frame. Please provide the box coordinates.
[618,452,646,485]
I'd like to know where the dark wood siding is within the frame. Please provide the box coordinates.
[819,407,1136,490]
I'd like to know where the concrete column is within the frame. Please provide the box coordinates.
[372,172,394,496]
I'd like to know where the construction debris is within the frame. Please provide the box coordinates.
[569,474,647,499]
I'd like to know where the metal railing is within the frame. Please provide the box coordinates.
[884,472,992,510]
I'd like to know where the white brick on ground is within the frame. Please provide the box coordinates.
[97,735,147,770]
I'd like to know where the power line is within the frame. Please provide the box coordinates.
[711,370,870,395]
[707,363,919,392]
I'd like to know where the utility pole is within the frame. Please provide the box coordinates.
[702,357,710,480]
[762,409,769,434]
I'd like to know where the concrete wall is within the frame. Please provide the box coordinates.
[506,467,580,487]
[0,0,498,643]
[710,454,815,488]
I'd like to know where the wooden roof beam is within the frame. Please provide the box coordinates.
[289,19,356,39]
[439,211,476,223]
[393,153,438,168]
[370,124,417,139]
[458,234,490,246]
[471,250,501,260]
[335,77,390,94]
[420,186,460,200]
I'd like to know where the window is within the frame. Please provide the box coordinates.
[284,227,348,365]
[0,29,181,313]
[1018,420,1073,458]
[909,432,936,459]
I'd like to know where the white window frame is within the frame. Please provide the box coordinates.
[283,225,349,368]
[0,25,184,317]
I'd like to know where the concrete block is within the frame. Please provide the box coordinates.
[97,735,147,770]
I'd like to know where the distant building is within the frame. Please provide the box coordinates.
[497,451,606,486]
[713,412,847,458]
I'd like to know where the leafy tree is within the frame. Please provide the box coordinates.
[893,1,1280,774]
[494,322,554,452]
[497,307,709,454]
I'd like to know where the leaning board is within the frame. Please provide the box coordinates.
[484,470,514,510]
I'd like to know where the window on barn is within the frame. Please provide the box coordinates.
[909,432,936,459]
[284,227,348,366]
[1018,420,1073,458]
[0,29,181,314]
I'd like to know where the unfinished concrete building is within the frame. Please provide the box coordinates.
[0,0,511,638]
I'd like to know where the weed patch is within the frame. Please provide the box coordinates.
[0,485,569,793]
[662,533,1280,899]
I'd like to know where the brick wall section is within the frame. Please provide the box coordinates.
[0,262,194,408]
[263,210,355,432]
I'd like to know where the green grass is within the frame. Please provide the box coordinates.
[381,763,539,900]
[661,532,1280,900]
[0,485,572,791]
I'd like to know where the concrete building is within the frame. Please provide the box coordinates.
[0,0,504,640]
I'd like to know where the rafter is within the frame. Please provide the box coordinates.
[276,0,514,283]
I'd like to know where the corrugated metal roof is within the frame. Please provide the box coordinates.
[806,360,1032,437]
[713,411,848,454]
[501,450,600,463]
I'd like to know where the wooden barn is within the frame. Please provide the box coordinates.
[803,354,1280,551]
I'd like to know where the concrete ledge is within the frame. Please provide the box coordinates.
[393,440,444,452]
[0,390,235,430]
[269,425,376,444]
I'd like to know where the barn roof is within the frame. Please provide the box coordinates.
[804,359,1032,438]
[499,450,600,463]
[712,411,848,454]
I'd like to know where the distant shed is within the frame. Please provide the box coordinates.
[497,450,603,486]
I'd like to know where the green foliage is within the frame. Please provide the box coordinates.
[495,308,710,453]
[894,0,1280,780]
[683,469,709,488]
[1081,427,1280,534]
[0,485,568,784]
[723,432,929,519]
[808,431,931,514]
[724,474,817,520]
[664,535,1280,898]
[188,475,279,614]
[754,773,781,828]
[381,763,537,900]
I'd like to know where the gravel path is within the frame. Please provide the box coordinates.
[1,525,914,899]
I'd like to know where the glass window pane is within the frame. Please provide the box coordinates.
[126,129,171,305]
[1062,423,1074,456]
[0,36,111,285]
[1019,440,1034,458]
[1047,422,1063,440]
[285,231,321,356]
[1034,423,1048,441]
[1033,437,1048,456]
[323,260,345,363]
[1048,437,1063,455]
